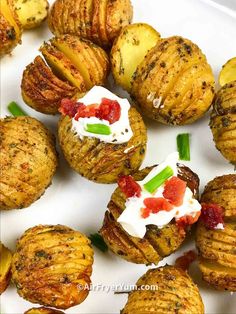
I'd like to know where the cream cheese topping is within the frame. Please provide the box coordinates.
[71,86,133,144]
[117,152,201,238]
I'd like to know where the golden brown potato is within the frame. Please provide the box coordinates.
[48,0,133,48]
[121,265,204,314]
[210,80,236,164]
[21,56,78,114]
[0,117,58,210]
[14,0,49,29]
[58,107,147,184]
[219,57,236,87]
[100,165,200,264]
[0,242,12,294]
[111,23,161,92]
[25,308,65,314]
[196,175,236,291]
[12,225,94,309]
[0,0,22,56]
[21,34,110,114]
[131,36,215,125]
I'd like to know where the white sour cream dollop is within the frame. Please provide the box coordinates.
[71,86,133,144]
[117,152,201,238]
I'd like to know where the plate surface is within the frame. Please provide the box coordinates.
[1,0,236,313]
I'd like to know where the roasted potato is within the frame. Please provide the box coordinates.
[12,225,94,309]
[131,36,215,125]
[0,242,12,294]
[21,34,110,114]
[219,57,236,87]
[100,165,199,264]
[111,23,161,92]
[210,80,236,164]
[0,117,58,210]
[121,265,204,314]
[0,0,22,56]
[48,0,133,48]
[25,308,65,314]
[14,0,49,29]
[58,106,147,184]
[196,175,236,291]
[21,35,109,114]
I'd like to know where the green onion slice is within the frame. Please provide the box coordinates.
[85,123,111,135]
[177,133,190,161]
[144,166,174,193]
[89,233,108,252]
[7,101,27,117]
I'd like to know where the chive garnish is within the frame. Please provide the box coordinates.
[86,123,111,135]
[89,233,108,252]
[177,133,190,161]
[7,101,27,117]
[144,166,174,193]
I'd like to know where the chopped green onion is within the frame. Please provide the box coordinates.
[89,233,108,252]
[144,166,174,193]
[177,133,190,161]
[7,101,27,117]
[85,123,111,135]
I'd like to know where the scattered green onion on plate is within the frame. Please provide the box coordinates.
[177,133,190,161]
[7,101,27,117]
[86,123,111,135]
[144,166,174,194]
[89,233,108,252]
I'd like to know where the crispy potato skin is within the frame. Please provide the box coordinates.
[14,0,49,30]
[48,0,133,48]
[25,308,65,314]
[0,117,58,210]
[21,56,78,114]
[121,266,204,314]
[196,175,236,291]
[12,225,94,309]
[0,242,12,294]
[131,36,215,125]
[100,165,200,264]
[21,35,110,115]
[210,80,236,164]
[58,107,147,184]
[0,0,22,56]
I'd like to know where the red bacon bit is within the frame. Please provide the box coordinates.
[175,250,197,271]
[176,211,201,229]
[118,175,141,198]
[75,104,99,120]
[163,176,187,206]
[200,203,224,230]
[141,207,151,219]
[59,98,83,118]
[144,197,173,214]
[96,98,121,124]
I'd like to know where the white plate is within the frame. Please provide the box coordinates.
[1,0,236,313]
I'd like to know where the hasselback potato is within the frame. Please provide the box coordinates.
[21,34,110,114]
[25,308,65,314]
[13,0,49,30]
[0,117,58,210]
[0,242,12,294]
[210,80,236,164]
[196,175,236,291]
[131,36,215,125]
[12,225,94,309]
[100,165,199,264]
[121,265,204,314]
[58,106,147,184]
[48,0,133,48]
[0,0,22,56]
